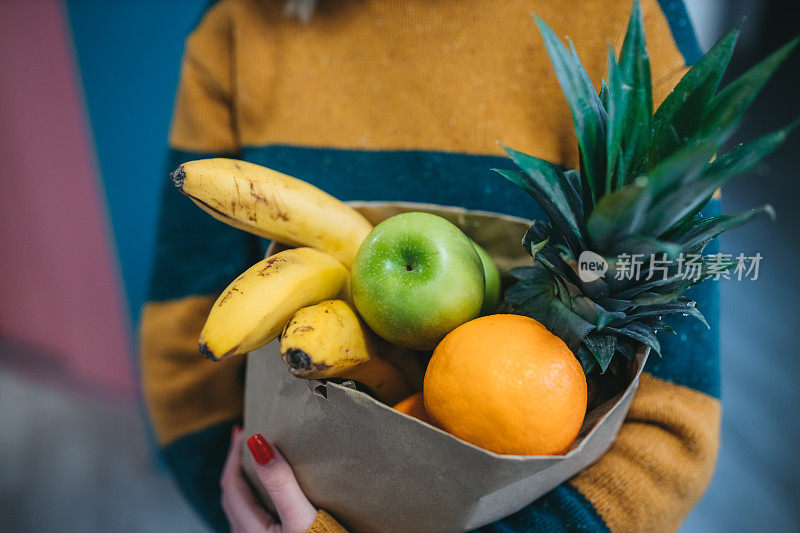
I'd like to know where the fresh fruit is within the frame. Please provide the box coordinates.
[424,314,587,456]
[199,248,348,360]
[496,2,795,376]
[350,212,485,350]
[377,344,427,392]
[472,241,501,314]
[172,158,373,268]
[279,299,412,404]
[393,392,432,424]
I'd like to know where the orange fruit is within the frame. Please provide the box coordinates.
[423,314,587,455]
[393,392,432,424]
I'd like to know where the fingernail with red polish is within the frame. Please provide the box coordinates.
[247,434,274,465]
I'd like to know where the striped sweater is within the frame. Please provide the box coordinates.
[140,1,720,531]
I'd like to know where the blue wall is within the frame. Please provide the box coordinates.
[65,0,208,327]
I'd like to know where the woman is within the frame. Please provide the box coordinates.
[141,0,720,531]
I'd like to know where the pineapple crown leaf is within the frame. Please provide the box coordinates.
[651,20,743,161]
[533,14,607,210]
[697,36,798,143]
[606,0,652,190]
[583,334,617,372]
[500,1,797,374]
[669,204,775,255]
[605,322,661,357]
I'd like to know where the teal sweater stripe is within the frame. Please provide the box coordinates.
[655,0,703,65]
[240,145,547,220]
[476,483,609,532]
[652,199,721,399]
[163,420,238,533]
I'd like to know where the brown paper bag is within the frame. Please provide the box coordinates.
[243,202,647,532]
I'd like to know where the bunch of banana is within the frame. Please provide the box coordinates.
[280,300,414,405]
[179,158,419,404]
[199,248,348,361]
[172,158,373,268]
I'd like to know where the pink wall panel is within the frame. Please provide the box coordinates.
[0,0,134,397]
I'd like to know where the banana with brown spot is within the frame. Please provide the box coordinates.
[200,248,348,360]
[172,158,373,268]
[280,299,413,405]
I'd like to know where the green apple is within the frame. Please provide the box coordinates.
[472,241,501,314]
[350,212,485,350]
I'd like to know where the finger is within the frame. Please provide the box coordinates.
[221,426,275,530]
[246,434,317,533]
[221,427,275,529]
[221,426,246,484]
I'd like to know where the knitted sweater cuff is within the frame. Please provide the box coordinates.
[306,510,348,533]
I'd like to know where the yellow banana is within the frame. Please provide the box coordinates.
[200,248,348,361]
[280,300,413,405]
[171,158,372,268]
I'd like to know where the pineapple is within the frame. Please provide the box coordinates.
[497,0,797,378]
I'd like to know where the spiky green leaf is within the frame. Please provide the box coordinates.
[614,274,688,299]
[599,79,609,110]
[509,266,540,281]
[606,0,653,189]
[697,37,798,143]
[616,339,637,361]
[643,120,795,237]
[501,13,795,377]
[535,15,607,209]
[671,205,776,254]
[521,223,582,285]
[576,346,598,374]
[605,322,661,356]
[651,21,742,161]
[701,119,799,184]
[569,40,608,141]
[638,139,722,235]
[494,164,584,252]
[608,236,682,259]
[586,180,650,249]
[584,333,618,372]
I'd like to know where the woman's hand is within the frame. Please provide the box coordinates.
[221,426,318,533]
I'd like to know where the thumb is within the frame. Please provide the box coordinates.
[246,434,318,533]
